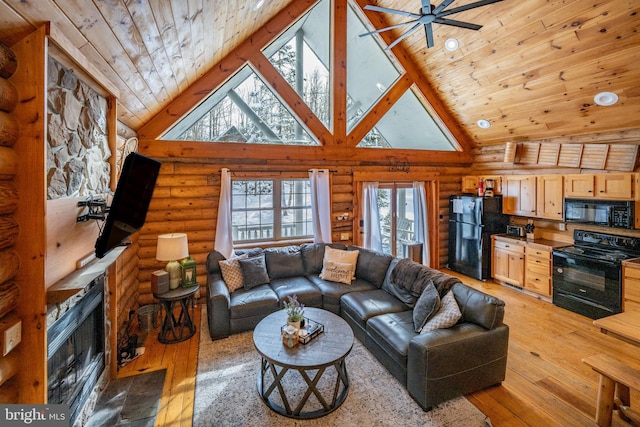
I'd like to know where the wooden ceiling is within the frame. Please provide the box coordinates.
[0,0,638,147]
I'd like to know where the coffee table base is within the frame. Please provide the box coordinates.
[257,356,350,419]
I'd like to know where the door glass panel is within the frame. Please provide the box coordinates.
[395,187,414,257]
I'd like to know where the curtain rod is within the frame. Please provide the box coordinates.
[221,169,338,173]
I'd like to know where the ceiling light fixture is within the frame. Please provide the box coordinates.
[594,91,618,106]
[376,82,386,92]
[253,0,265,11]
[477,119,491,129]
[444,38,459,51]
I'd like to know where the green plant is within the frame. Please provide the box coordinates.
[285,295,304,322]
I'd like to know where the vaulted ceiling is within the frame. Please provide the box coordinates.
[1,0,638,148]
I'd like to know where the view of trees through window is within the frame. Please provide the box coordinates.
[232,179,312,242]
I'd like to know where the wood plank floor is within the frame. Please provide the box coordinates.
[117,275,638,427]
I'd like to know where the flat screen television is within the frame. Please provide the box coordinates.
[95,152,161,258]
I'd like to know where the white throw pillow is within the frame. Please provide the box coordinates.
[320,246,359,280]
[319,260,353,284]
[218,253,248,293]
[420,290,462,333]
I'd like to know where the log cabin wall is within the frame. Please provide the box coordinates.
[0,39,21,404]
[135,160,469,305]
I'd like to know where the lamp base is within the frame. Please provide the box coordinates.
[166,260,182,289]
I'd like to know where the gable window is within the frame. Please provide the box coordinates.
[232,179,313,243]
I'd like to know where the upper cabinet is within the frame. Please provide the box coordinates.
[503,175,536,216]
[565,173,635,200]
[461,175,502,194]
[536,175,563,220]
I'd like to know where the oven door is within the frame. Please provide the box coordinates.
[552,251,621,319]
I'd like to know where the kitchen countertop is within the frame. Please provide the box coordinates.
[492,234,572,250]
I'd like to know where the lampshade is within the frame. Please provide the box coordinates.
[156,233,189,261]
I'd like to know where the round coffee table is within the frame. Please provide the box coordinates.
[253,307,354,419]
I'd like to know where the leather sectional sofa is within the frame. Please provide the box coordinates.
[205,243,509,410]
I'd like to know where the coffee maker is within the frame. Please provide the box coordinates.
[484,179,495,197]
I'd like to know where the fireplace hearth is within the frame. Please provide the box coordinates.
[47,274,105,425]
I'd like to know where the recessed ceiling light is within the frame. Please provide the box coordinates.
[477,119,491,129]
[253,0,265,11]
[594,91,618,106]
[444,38,459,51]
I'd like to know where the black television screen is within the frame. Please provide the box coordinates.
[95,152,161,258]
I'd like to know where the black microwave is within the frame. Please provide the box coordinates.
[564,198,634,229]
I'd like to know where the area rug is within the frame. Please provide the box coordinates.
[194,308,490,427]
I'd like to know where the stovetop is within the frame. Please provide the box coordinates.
[553,230,640,263]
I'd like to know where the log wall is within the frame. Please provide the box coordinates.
[0,39,21,403]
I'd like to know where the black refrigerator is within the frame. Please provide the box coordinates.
[448,195,507,280]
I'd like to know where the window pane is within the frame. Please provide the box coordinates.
[396,187,415,256]
[281,180,312,239]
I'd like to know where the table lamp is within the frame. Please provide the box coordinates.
[156,233,189,289]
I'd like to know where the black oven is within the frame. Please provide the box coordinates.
[552,251,621,319]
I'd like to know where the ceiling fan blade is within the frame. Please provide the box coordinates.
[425,23,434,48]
[386,22,422,50]
[421,0,432,15]
[434,18,482,30]
[364,5,421,19]
[433,0,456,15]
[359,19,421,38]
[438,0,504,18]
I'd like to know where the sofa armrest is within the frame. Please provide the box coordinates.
[206,277,231,339]
[407,323,509,409]
[451,282,505,330]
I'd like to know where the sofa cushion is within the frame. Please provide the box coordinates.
[229,284,279,319]
[366,311,415,369]
[300,243,347,275]
[239,254,270,290]
[269,276,323,308]
[321,246,359,280]
[348,246,393,288]
[307,275,377,310]
[340,289,409,331]
[420,290,462,333]
[264,246,305,279]
[413,281,441,333]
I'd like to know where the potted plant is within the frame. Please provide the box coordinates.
[285,295,304,329]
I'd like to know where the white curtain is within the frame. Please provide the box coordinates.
[309,169,332,243]
[413,181,429,265]
[362,182,383,252]
[214,168,234,259]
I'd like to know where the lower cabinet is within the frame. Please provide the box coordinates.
[622,259,640,312]
[492,236,525,287]
[492,236,555,298]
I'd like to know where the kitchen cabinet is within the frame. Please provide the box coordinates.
[492,236,525,287]
[503,175,536,216]
[564,173,634,200]
[461,175,502,194]
[525,245,552,297]
[622,259,640,312]
[536,175,563,220]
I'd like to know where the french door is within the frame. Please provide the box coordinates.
[377,183,415,257]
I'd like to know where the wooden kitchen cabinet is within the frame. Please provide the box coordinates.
[461,175,502,194]
[492,236,525,287]
[536,175,563,220]
[525,245,552,297]
[622,259,640,312]
[503,175,536,216]
[564,173,634,199]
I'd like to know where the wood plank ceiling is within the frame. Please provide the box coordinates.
[0,0,638,147]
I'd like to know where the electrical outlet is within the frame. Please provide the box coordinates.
[0,317,21,356]
[340,233,349,241]
[559,222,566,231]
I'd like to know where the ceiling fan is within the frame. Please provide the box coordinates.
[360,0,504,50]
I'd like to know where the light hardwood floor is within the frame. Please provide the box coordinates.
[118,274,639,426]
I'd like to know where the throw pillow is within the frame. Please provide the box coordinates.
[239,254,270,290]
[421,290,462,333]
[413,280,441,333]
[320,246,359,280]
[218,253,248,293]
[319,260,353,284]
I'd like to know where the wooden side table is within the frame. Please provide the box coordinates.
[153,286,198,344]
